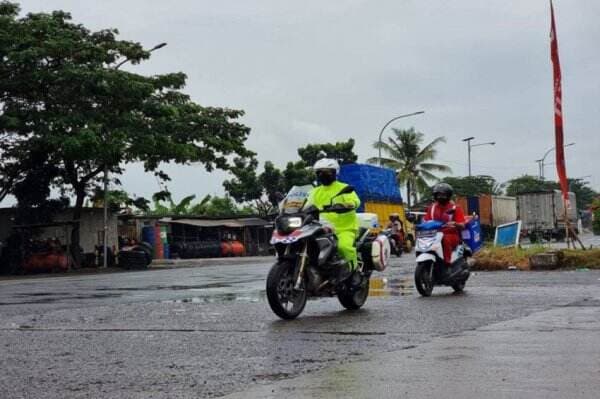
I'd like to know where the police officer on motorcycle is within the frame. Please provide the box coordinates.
[307,158,361,284]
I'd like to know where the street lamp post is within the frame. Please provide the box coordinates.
[102,42,167,268]
[538,142,575,179]
[535,159,544,179]
[377,111,425,166]
[462,137,495,177]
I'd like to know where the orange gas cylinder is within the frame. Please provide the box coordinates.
[230,241,245,257]
[153,226,164,259]
[22,253,69,273]
[220,241,233,257]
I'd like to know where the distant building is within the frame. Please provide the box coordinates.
[0,207,119,254]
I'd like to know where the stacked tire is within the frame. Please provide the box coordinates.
[170,241,221,259]
[118,242,153,269]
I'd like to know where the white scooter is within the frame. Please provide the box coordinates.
[414,220,471,296]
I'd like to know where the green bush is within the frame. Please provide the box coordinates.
[593,199,600,235]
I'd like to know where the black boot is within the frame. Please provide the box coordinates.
[330,264,353,286]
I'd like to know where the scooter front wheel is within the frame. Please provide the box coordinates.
[415,261,434,297]
[266,261,307,320]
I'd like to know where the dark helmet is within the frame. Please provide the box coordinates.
[432,183,454,201]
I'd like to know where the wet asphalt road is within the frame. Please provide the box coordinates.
[1,256,599,398]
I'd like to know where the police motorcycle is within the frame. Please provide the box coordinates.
[266,185,390,320]
[413,217,471,297]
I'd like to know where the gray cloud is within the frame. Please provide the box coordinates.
[6,0,598,205]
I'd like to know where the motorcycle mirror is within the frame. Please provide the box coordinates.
[274,192,285,202]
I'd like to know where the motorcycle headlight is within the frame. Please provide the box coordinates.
[287,217,303,229]
[276,216,303,233]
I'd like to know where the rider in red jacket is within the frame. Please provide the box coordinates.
[424,183,466,265]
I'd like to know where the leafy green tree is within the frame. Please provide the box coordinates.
[222,158,277,216]
[148,192,250,217]
[592,198,600,235]
[260,161,286,206]
[369,127,451,207]
[224,158,315,215]
[0,3,253,262]
[297,139,358,165]
[566,179,597,210]
[193,195,253,217]
[282,161,314,189]
[89,189,150,212]
[440,175,503,197]
[505,175,559,197]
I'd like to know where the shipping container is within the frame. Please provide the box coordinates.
[338,164,416,247]
[338,163,403,206]
[491,196,518,226]
[517,190,577,240]
[456,195,517,227]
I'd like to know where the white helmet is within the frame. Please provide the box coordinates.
[313,158,340,173]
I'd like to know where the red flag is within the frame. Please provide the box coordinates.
[550,0,569,203]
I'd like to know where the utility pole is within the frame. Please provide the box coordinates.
[102,42,167,268]
[462,137,495,177]
[462,137,474,176]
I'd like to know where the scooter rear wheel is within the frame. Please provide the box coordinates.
[415,261,434,297]
[451,281,465,293]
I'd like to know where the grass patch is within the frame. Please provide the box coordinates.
[473,245,547,271]
[473,245,600,271]
[561,249,600,269]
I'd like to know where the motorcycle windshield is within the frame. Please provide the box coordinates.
[280,185,313,214]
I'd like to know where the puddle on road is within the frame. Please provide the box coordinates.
[95,282,234,292]
[162,290,266,305]
[162,277,413,306]
[0,292,123,306]
[369,277,414,297]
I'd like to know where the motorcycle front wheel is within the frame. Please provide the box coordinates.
[338,276,370,310]
[266,261,307,320]
[415,261,434,297]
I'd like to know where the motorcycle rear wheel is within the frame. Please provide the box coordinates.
[266,261,307,320]
[415,261,434,297]
[338,276,370,310]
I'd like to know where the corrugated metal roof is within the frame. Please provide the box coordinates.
[161,217,272,228]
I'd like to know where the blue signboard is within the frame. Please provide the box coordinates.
[494,221,522,247]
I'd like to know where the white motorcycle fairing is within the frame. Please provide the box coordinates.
[415,232,444,261]
[416,253,436,263]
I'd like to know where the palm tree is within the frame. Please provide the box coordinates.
[368,127,451,207]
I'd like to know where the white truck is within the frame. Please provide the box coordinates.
[517,190,577,242]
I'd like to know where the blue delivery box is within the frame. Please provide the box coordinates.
[461,217,482,253]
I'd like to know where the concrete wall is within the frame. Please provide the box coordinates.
[0,208,118,253]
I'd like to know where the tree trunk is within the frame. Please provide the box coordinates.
[406,180,412,209]
[70,187,86,268]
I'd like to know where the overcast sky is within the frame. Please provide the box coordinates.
[6,0,600,205]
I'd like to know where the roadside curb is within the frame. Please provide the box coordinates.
[0,256,275,282]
